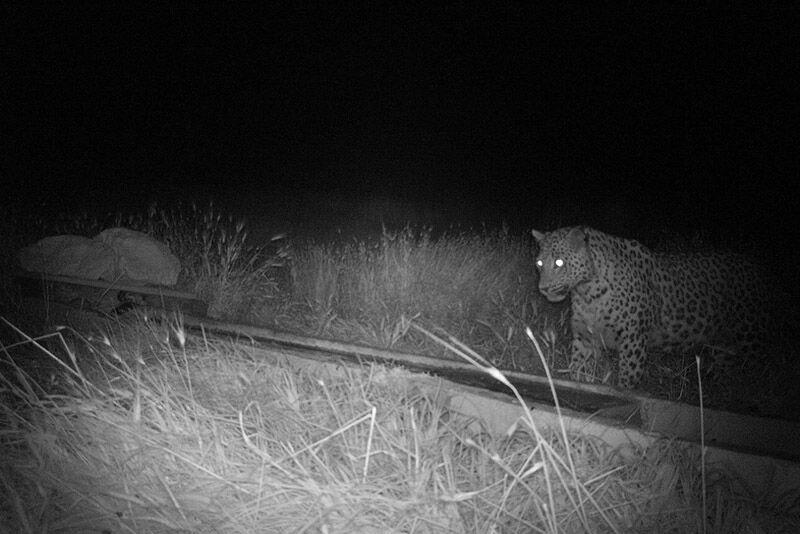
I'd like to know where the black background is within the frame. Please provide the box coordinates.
[4,3,799,250]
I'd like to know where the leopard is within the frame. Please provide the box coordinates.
[531,226,771,389]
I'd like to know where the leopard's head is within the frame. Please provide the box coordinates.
[532,226,595,302]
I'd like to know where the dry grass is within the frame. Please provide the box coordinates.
[1,313,798,533]
[106,202,290,321]
[274,225,568,375]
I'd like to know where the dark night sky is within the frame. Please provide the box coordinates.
[3,3,799,245]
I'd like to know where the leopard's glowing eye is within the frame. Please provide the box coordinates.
[536,259,543,268]
[555,258,565,268]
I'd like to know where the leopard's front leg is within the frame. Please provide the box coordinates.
[616,331,648,389]
[569,337,600,383]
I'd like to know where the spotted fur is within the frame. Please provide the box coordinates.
[532,226,770,389]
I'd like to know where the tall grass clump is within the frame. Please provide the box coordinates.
[107,202,287,320]
[287,225,563,369]
[2,313,796,532]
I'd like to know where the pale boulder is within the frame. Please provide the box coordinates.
[18,235,116,280]
[95,228,181,286]
[19,227,182,286]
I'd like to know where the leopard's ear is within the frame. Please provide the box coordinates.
[566,227,587,250]
[531,229,546,243]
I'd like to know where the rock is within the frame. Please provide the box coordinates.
[18,228,181,286]
[95,228,181,286]
[18,235,116,280]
